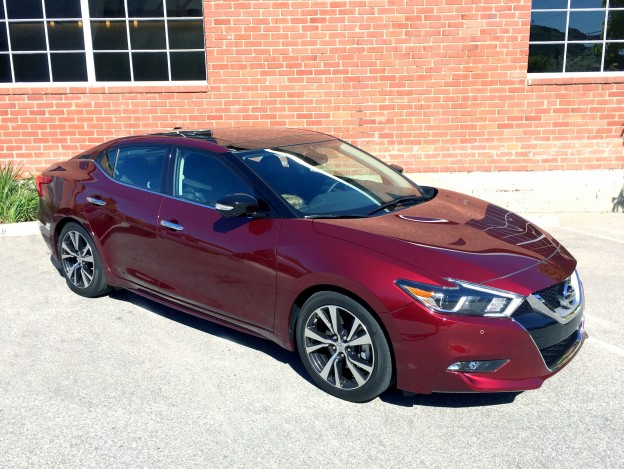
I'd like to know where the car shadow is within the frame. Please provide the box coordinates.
[379,388,521,408]
[109,289,522,408]
[108,289,314,386]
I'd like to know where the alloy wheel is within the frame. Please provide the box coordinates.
[303,304,375,390]
[60,230,95,289]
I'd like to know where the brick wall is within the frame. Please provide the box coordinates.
[1,0,623,175]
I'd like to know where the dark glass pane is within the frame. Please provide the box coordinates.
[604,43,624,70]
[0,23,7,51]
[166,0,202,17]
[170,51,205,80]
[94,52,130,80]
[7,0,43,19]
[607,11,624,39]
[570,0,604,8]
[48,21,85,51]
[45,0,82,19]
[611,0,624,6]
[91,21,128,50]
[127,0,164,17]
[98,149,118,176]
[0,5,4,20]
[0,55,11,82]
[88,0,125,18]
[528,43,565,72]
[569,11,605,40]
[530,11,566,41]
[13,53,49,82]
[132,52,168,80]
[175,150,253,204]
[9,22,46,51]
[114,146,167,191]
[566,42,603,71]
[532,0,568,9]
[130,21,165,49]
[168,20,204,49]
[51,52,87,81]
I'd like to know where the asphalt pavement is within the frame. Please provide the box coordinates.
[1,213,623,468]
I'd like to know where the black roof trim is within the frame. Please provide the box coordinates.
[149,127,336,150]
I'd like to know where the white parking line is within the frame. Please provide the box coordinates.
[586,336,624,358]
[595,226,624,236]
[561,227,624,244]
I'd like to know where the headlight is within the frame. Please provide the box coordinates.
[396,278,524,317]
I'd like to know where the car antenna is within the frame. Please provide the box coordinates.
[172,126,187,137]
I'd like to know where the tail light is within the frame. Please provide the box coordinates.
[36,175,52,197]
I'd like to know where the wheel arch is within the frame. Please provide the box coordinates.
[288,284,397,381]
[53,216,88,259]
[52,216,120,287]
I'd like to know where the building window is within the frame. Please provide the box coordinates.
[0,0,206,84]
[528,0,624,73]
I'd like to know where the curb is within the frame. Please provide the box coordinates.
[0,221,40,237]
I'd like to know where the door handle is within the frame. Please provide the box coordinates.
[86,196,106,206]
[160,220,184,231]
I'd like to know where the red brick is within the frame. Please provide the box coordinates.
[1,0,622,174]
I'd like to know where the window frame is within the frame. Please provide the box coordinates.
[528,0,624,76]
[0,0,207,86]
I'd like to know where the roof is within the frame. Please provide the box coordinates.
[153,127,337,150]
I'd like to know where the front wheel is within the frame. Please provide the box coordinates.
[58,222,111,298]
[296,292,393,402]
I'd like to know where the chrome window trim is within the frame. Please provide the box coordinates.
[94,156,243,213]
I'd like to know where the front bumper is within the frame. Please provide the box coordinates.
[384,299,585,394]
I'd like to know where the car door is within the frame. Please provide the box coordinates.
[83,144,169,290]
[156,146,281,330]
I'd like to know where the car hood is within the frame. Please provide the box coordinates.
[312,189,575,294]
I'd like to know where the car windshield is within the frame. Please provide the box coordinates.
[234,140,428,217]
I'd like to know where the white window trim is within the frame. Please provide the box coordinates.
[0,0,207,85]
[529,1,624,75]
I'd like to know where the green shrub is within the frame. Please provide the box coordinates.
[0,162,39,223]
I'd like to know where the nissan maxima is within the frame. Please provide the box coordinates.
[36,127,585,402]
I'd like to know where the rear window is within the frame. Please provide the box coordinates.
[98,146,168,192]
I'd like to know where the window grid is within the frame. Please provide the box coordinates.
[529,0,624,74]
[0,0,206,84]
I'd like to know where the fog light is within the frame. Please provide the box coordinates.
[447,359,509,373]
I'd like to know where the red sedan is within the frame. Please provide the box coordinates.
[37,128,585,402]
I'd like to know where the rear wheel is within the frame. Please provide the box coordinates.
[58,222,111,298]
[296,292,393,402]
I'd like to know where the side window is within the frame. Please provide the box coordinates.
[174,148,253,206]
[113,146,168,192]
[97,148,118,177]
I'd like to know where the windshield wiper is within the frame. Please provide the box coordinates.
[367,195,432,216]
[304,214,366,219]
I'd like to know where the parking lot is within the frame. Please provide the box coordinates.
[1,213,623,468]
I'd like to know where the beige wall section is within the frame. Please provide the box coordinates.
[408,170,624,214]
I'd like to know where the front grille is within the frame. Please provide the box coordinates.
[534,281,565,310]
[539,330,578,368]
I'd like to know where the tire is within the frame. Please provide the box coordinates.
[58,222,111,298]
[296,292,393,402]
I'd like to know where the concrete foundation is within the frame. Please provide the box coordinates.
[408,169,624,214]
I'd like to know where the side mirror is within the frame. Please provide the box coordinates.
[389,163,405,174]
[215,193,261,218]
